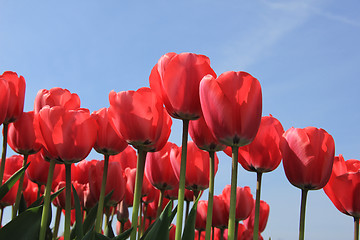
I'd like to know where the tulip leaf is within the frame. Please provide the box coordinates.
[0,205,43,239]
[70,184,84,240]
[18,193,27,214]
[141,200,174,240]
[104,212,115,238]
[28,186,65,208]
[83,191,114,235]
[181,193,201,240]
[112,227,132,240]
[0,163,29,200]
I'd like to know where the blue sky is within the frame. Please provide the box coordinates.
[1,0,359,239]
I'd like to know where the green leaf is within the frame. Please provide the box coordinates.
[83,191,114,235]
[0,206,43,239]
[94,232,111,240]
[112,227,132,240]
[141,200,174,240]
[28,186,65,208]
[81,228,95,240]
[70,184,84,240]
[0,163,29,200]
[104,214,115,238]
[181,193,201,240]
[18,193,27,214]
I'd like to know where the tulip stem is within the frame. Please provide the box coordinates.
[37,183,41,199]
[354,217,359,240]
[185,200,190,221]
[39,158,56,240]
[205,150,215,240]
[52,206,62,240]
[13,154,28,219]
[64,163,72,240]
[227,146,239,240]
[156,189,165,218]
[0,207,3,226]
[130,149,147,240]
[299,188,308,240]
[253,171,263,240]
[175,119,190,240]
[0,123,9,186]
[120,221,124,234]
[139,199,144,239]
[95,154,110,233]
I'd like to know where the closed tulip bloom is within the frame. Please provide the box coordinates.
[200,71,262,147]
[0,71,26,124]
[53,180,86,209]
[280,127,335,190]
[110,145,137,170]
[34,87,80,114]
[225,115,284,173]
[124,168,153,201]
[2,155,28,189]
[189,114,226,152]
[91,107,128,155]
[89,160,125,206]
[195,200,208,231]
[109,87,172,152]
[0,174,20,207]
[26,151,62,186]
[212,195,229,229]
[222,185,254,221]
[244,200,269,233]
[145,142,179,191]
[0,79,10,125]
[36,106,98,163]
[23,180,38,208]
[171,141,219,191]
[8,111,42,155]
[143,194,170,220]
[149,52,216,120]
[323,154,360,217]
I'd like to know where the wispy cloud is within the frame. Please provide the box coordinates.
[311,7,360,27]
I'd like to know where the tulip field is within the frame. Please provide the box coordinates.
[1,2,359,240]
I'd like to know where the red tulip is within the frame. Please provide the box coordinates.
[0,71,26,124]
[323,155,360,217]
[143,194,170,220]
[109,145,137,170]
[200,71,262,147]
[149,52,216,120]
[89,160,125,206]
[280,127,335,190]
[116,219,131,235]
[2,155,27,189]
[0,78,10,125]
[34,87,80,114]
[189,114,226,152]
[53,180,86,209]
[145,142,179,191]
[109,87,172,152]
[222,185,254,221]
[171,141,219,191]
[212,195,229,229]
[36,106,98,163]
[91,107,128,155]
[224,115,284,173]
[0,174,20,207]
[26,151,62,186]
[243,200,269,233]
[8,111,42,155]
[195,200,208,231]
[124,167,153,205]
[223,223,247,240]
[23,180,38,207]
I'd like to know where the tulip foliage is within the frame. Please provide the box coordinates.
[0,51,353,240]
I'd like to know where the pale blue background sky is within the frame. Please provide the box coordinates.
[1,1,359,239]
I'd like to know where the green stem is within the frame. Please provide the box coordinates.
[0,207,3,226]
[212,227,214,240]
[175,119,190,240]
[198,230,201,240]
[12,154,28,219]
[354,217,359,240]
[235,221,239,239]
[299,189,308,240]
[39,158,56,240]
[220,228,225,240]
[95,154,110,233]
[253,172,263,240]
[52,206,62,240]
[64,163,72,240]
[139,199,143,239]
[0,123,9,186]
[130,149,147,240]
[156,189,165,218]
[205,151,215,240]
[104,207,110,233]
[227,146,239,240]
[120,221,124,234]
[37,183,41,199]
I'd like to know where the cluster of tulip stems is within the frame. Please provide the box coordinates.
[0,52,357,240]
